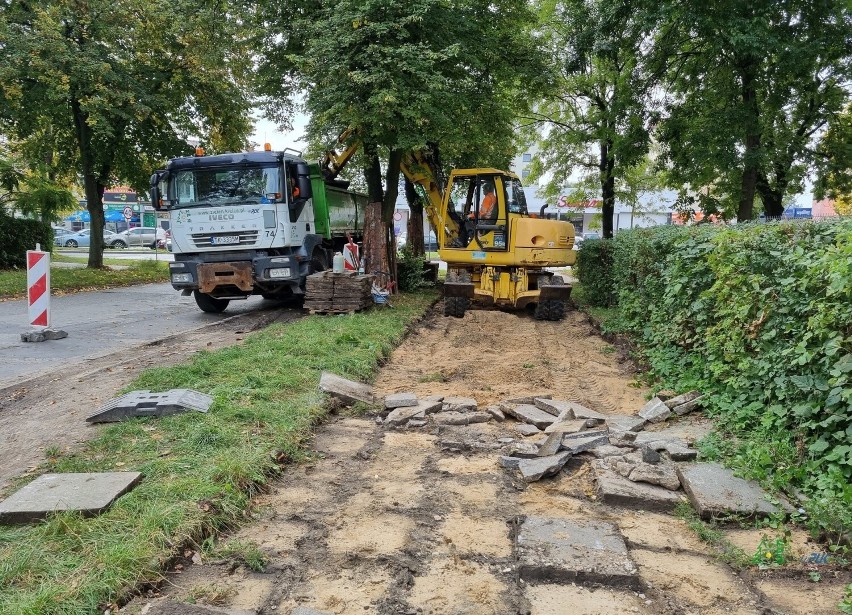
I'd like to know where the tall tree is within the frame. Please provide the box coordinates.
[814,102,852,206]
[655,0,851,220]
[260,0,545,271]
[524,0,655,238]
[0,0,255,267]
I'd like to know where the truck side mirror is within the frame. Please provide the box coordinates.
[150,171,167,210]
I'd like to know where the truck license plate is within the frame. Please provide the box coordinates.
[211,235,239,245]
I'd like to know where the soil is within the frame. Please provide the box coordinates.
[3,300,847,614]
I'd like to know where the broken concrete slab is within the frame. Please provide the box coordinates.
[406,419,427,428]
[590,445,629,459]
[628,463,681,491]
[503,404,558,429]
[677,463,794,519]
[424,394,444,402]
[434,411,492,426]
[499,456,523,470]
[506,442,540,458]
[593,460,684,512]
[517,516,639,589]
[641,446,661,464]
[543,419,587,435]
[671,397,703,417]
[441,396,478,412]
[384,392,418,409]
[86,389,213,423]
[609,432,638,446]
[663,390,701,409]
[485,405,505,422]
[508,393,552,404]
[0,472,143,523]
[517,452,572,482]
[664,443,698,461]
[562,429,609,441]
[566,403,607,424]
[20,328,68,343]
[537,431,564,457]
[319,372,374,405]
[384,406,427,428]
[606,415,647,433]
[562,433,609,455]
[637,397,672,423]
[533,398,576,417]
[516,424,542,437]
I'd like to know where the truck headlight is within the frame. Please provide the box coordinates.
[171,273,193,283]
[268,267,291,278]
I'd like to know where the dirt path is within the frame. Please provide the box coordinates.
[0,308,301,493]
[122,306,849,615]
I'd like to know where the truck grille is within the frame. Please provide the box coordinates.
[190,230,259,249]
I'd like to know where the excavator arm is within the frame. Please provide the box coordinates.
[321,130,458,248]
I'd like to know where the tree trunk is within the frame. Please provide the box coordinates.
[757,165,788,218]
[383,150,402,287]
[599,140,615,238]
[405,177,425,256]
[71,94,105,268]
[737,65,761,221]
[362,144,388,275]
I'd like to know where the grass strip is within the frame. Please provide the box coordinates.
[0,259,169,300]
[0,290,436,615]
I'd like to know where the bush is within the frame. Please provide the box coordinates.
[0,212,53,269]
[575,238,615,306]
[396,244,431,292]
[605,220,852,529]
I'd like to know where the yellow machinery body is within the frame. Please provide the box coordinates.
[323,142,576,318]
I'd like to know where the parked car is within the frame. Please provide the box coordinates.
[60,229,118,248]
[52,227,72,246]
[109,227,166,249]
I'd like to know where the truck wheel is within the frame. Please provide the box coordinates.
[443,271,470,318]
[193,291,230,313]
[535,275,567,321]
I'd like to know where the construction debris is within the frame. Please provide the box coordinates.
[86,389,213,423]
[318,372,374,405]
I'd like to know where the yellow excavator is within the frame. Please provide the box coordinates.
[320,135,576,320]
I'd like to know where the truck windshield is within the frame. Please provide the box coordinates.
[171,165,280,208]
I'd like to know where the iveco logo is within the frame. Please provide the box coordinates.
[208,214,235,221]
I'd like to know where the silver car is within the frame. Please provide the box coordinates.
[109,227,166,249]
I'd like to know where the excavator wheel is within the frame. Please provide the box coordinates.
[534,275,567,321]
[443,271,470,318]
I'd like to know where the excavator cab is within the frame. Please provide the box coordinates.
[444,173,512,251]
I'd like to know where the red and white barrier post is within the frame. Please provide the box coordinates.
[26,243,50,328]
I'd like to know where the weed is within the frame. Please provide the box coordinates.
[675,502,750,568]
[186,584,234,606]
[522,363,535,369]
[600,345,616,354]
[751,534,789,567]
[213,539,268,572]
[417,372,446,383]
[809,571,822,583]
[839,584,852,615]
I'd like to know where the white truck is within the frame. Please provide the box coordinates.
[151,148,366,312]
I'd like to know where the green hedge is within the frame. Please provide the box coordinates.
[590,220,852,527]
[0,213,53,269]
[575,238,616,307]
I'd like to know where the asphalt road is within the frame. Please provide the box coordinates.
[0,283,269,389]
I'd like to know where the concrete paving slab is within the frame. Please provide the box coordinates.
[517,452,572,482]
[516,423,542,437]
[562,433,609,454]
[543,419,587,434]
[319,372,374,405]
[384,406,427,428]
[605,415,647,433]
[384,392,418,409]
[592,460,684,512]
[441,396,478,411]
[677,463,794,519]
[537,431,563,457]
[434,411,492,426]
[0,472,143,523]
[637,397,671,423]
[503,404,558,429]
[568,404,607,424]
[533,398,576,417]
[517,516,639,589]
[663,390,701,408]
[508,393,551,404]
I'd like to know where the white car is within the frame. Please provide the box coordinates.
[109,227,167,249]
